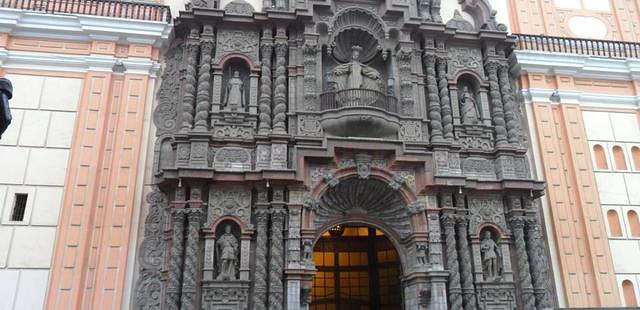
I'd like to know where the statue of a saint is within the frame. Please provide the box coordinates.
[302,239,313,263]
[459,86,479,124]
[480,230,501,280]
[216,224,239,280]
[332,45,383,91]
[224,71,245,111]
[416,243,429,265]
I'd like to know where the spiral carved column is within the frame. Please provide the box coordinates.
[437,56,453,141]
[498,63,519,144]
[484,60,508,147]
[166,209,186,310]
[258,42,273,134]
[180,209,202,310]
[424,52,444,142]
[180,27,200,132]
[510,216,536,309]
[455,216,477,310]
[268,207,286,310]
[525,217,553,309]
[272,41,288,134]
[252,207,270,310]
[194,25,214,131]
[442,214,463,309]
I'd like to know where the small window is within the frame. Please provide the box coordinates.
[629,210,640,237]
[10,193,28,222]
[613,146,627,170]
[632,147,640,171]
[607,210,622,237]
[593,144,608,169]
[623,280,638,307]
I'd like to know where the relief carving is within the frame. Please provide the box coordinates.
[468,197,508,233]
[207,189,252,225]
[214,30,259,64]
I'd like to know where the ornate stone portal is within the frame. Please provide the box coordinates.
[135,0,555,309]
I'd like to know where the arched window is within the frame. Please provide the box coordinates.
[632,146,640,171]
[623,280,638,307]
[593,144,608,170]
[628,210,640,237]
[607,210,622,237]
[613,146,627,170]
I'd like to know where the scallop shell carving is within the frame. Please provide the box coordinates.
[329,7,387,63]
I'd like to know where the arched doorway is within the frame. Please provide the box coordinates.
[311,224,402,310]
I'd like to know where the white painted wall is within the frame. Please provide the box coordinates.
[584,110,640,306]
[0,73,82,310]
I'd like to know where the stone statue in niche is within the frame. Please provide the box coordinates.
[480,230,502,281]
[416,243,429,265]
[460,85,480,124]
[302,239,313,263]
[333,45,382,92]
[223,71,245,111]
[216,224,239,280]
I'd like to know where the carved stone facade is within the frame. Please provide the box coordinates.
[135,0,555,309]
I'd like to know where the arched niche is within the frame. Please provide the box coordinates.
[451,72,490,126]
[221,58,251,113]
[203,217,251,281]
[458,0,507,32]
[211,55,258,114]
[477,226,504,282]
[153,135,175,174]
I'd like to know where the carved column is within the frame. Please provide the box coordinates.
[302,41,318,111]
[523,200,553,310]
[397,48,415,116]
[498,63,519,145]
[181,26,200,132]
[509,216,536,309]
[166,209,186,310]
[194,25,214,131]
[269,206,287,310]
[424,52,443,142]
[456,216,477,310]
[442,213,462,309]
[418,0,431,21]
[252,205,270,310]
[436,56,453,141]
[272,28,288,134]
[259,29,273,135]
[180,209,203,310]
[430,0,442,23]
[484,60,508,147]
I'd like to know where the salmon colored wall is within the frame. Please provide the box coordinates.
[531,102,620,307]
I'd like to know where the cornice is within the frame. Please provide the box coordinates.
[0,8,171,47]
[522,88,640,109]
[0,48,162,76]
[512,50,640,81]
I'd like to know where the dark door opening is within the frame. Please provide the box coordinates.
[311,225,402,310]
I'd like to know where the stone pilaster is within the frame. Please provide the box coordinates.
[397,48,415,116]
[181,26,200,132]
[259,28,273,135]
[442,213,462,309]
[509,216,536,309]
[252,193,270,310]
[498,63,519,145]
[166,209,186,310]
[437,56,453,141]
[523,205,554,309]
[269,206,287,310]
[484,60,508,147]
[302,41,318,111]
[424,52,444,142]
[456,215,477,310]
[180,208,203,310]
[272,26,288,134]
[194,25,214,131]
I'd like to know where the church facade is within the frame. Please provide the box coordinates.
[133,0,555,309]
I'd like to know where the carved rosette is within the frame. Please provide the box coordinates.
[194,25,214,131]
[181,209,203,310]
[268,207,287,310]
[134,190,167,310]
[181,27,200,132]
[436,56,453,140]
[272,41,288,134]
[303,42,318,111]
[166,209,186,310]
[397,48,414,115]
[509,216,535,309]
[484,60,508,147]
[441,214,463,309]
[498,63,520,145]
[424,52,443,142]
[258,42,273,134]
